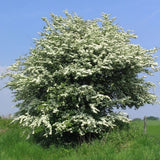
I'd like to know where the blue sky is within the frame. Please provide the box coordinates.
[0,0,160,119]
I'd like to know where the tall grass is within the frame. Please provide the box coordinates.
[0,118,160,160]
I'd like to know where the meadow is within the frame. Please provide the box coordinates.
[0,117,160,160]
[133,119,160,139]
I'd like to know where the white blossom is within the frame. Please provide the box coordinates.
[2,11,159,138]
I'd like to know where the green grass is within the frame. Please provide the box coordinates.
[133,119,160,138]
[0,118,160,160]
[145,120,160,138]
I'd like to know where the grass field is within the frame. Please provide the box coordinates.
[133,119,160,139]
[0,118,160,160]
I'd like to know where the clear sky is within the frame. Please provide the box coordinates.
[0,0,160,119]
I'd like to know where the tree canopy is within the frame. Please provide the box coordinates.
[1,11,158,141]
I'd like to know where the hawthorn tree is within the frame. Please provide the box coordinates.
[1,11,158,141]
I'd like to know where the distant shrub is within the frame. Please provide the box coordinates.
[146,116,159,120]
[132,118,142,121]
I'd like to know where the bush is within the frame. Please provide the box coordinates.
[132,118,142,121]
[146,116,159,120]
[1,11,158,143]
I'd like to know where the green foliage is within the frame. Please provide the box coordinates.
[1,11,159,141]
[0,118,12,129]
[132,118,142,121]
[146,116,159,120]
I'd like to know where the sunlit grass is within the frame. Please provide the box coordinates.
[132,119,160,138]
[0,118,160,160]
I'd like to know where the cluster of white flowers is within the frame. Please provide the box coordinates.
[2,11,158,138]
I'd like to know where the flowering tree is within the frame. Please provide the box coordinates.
[2,11,158,141]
